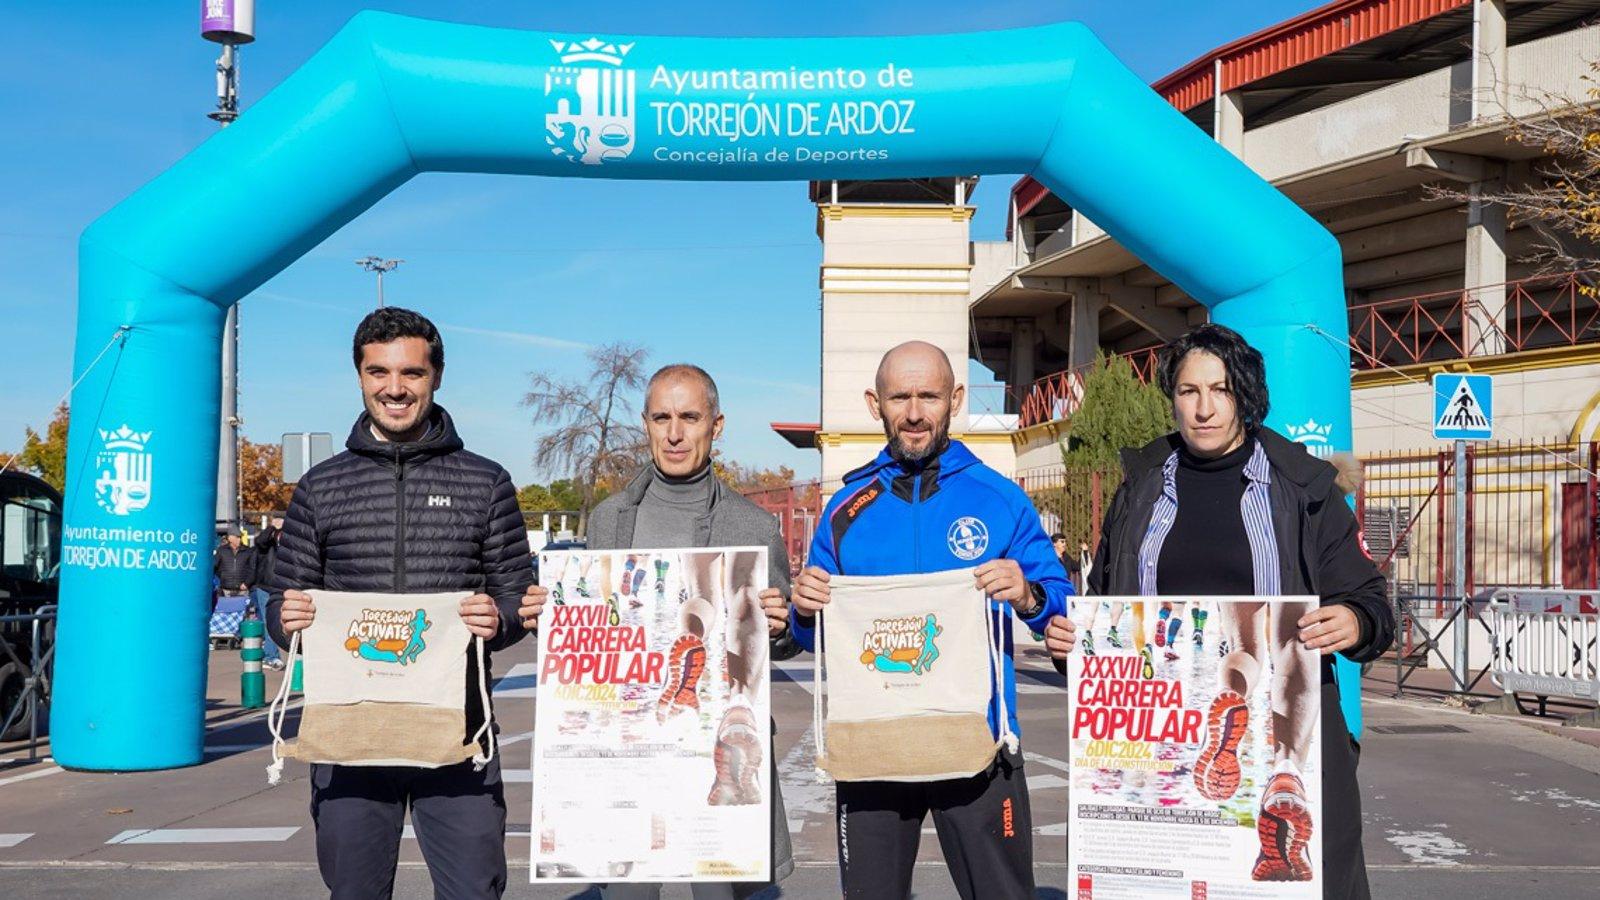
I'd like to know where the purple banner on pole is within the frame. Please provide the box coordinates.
[201,0,254,43]
[201,0,234,34]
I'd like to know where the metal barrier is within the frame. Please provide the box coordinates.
[1391,593,1495,697]
[1485,588,1600,725]
[0,604,56,763]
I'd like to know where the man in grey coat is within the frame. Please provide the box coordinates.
[519,363,797,899]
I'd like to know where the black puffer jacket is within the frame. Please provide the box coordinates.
[214,545,257,594]
[252,525,280,586]
[266,406,533,745]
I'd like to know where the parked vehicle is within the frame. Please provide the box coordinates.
[0,471,60,741]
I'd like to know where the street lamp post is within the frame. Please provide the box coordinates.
[356,257,405,308]
[204,2,256,534]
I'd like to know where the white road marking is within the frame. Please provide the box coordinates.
[203,744,267,753]
[1025,752,1072,774]
[492,663,538,698]
[106,827,300,845]
[771,664,815,695]
[0,833,33,848]
[1028,774,1069,791]
[497,730,536,748]
[0,766,62,788]
[1385,828,1472,866]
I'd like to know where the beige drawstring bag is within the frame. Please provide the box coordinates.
[266,590,495,782]
[814,568,1016,782]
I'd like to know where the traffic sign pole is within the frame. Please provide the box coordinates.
[1453,438,1468,690]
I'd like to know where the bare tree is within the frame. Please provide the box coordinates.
[1424,60,1600,282]
[522,342,649,536]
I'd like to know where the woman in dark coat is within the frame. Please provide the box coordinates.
[1045,323,1394,899]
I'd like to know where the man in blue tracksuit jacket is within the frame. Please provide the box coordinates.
[789,341,1071,900]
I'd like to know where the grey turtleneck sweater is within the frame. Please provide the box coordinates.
[631,464,713,549]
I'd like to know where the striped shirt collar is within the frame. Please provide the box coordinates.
[1161,437,1272,494]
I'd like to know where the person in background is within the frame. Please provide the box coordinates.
[249,517,286,670]
[213,526,255,605]
[1051,532,1082,590]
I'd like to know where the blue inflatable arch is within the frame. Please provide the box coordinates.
[56,12,1356,770]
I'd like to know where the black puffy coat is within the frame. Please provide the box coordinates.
[251,525,280,587]
[213,544,257,593]
[266,406,533,746]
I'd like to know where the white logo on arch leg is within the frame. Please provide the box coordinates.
[94,425,153,516]
[544,38,636,166]
[947,516,989,561]
[1287,417,1333,459]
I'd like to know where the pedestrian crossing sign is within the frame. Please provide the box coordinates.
[1433,373,1493,440]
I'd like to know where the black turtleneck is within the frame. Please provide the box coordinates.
[1156,436,1258,596]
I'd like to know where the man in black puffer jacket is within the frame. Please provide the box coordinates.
[267,307,534,900]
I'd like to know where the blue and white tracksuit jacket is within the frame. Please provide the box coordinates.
[789,440,1072,740]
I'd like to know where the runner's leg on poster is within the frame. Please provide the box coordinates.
[1135,600,1163,677]
[1254,599,1318,883]
[683,552,725,627]
[723,550,765,696]
[1105,601,1125,648]
[1217,601,1267,696]
[1269,600,1318,770]
[1195,602,1266,802]
[1163,600,1185,651]
[1074,596,1100,655]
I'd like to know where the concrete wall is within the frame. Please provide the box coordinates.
[819,204,975,496]
[1014,425,1066,473]
[969,240,1015,303]
[1245,25,1600,183]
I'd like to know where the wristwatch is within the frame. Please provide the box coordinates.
[1015,581,1047,619]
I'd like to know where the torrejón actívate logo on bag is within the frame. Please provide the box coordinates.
[859,613,942,677]
[344,608,432,667]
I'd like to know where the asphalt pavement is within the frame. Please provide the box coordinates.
[2,630,1597,898]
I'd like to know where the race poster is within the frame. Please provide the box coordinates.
[531,547,772,883]
[1067,596,1322,898]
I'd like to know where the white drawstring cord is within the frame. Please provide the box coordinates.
[986,598,1019,755]
[265,631,301,785]
[470,635,496,770]
[812,609,828,783]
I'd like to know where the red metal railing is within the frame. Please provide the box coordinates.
[742,482,821,574]
[1348,270,1599,370]
[1017,346,1161,429]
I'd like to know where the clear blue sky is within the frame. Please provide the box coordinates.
[0,0,1319,486]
